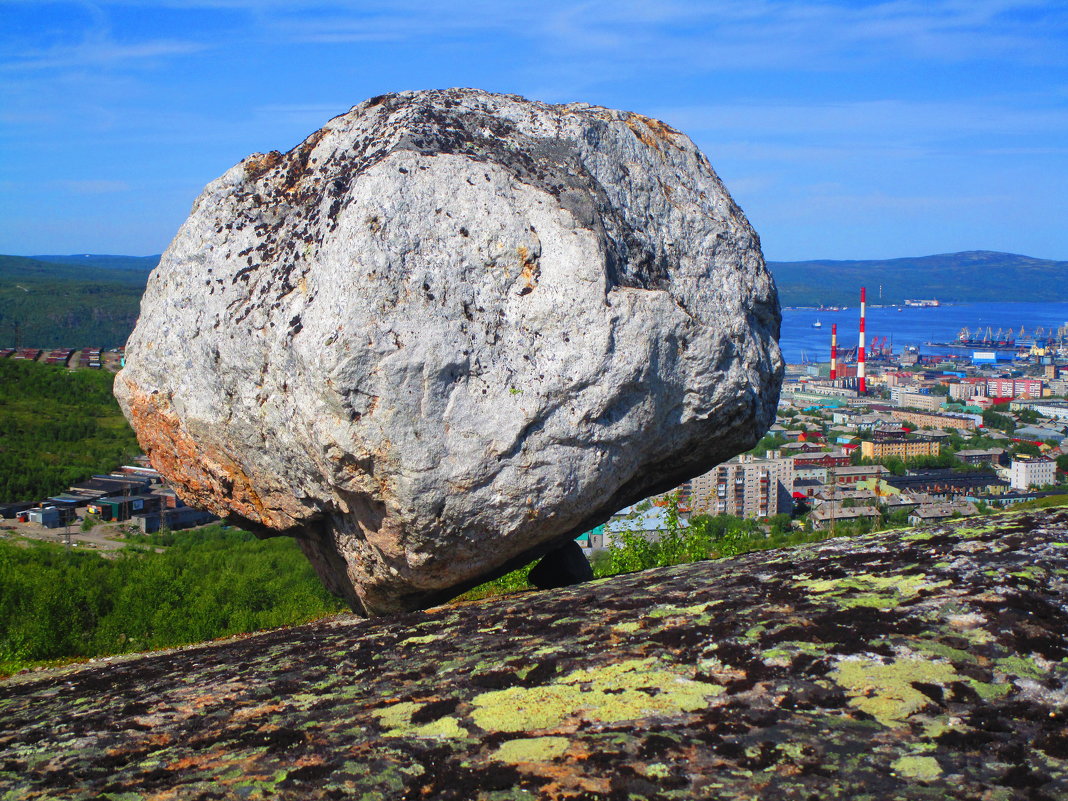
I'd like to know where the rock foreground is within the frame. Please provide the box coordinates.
[3,508,1068,800]
[114,87,782,615]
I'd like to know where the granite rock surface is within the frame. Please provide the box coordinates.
[2,507,1067,800]
[114,88,782,615]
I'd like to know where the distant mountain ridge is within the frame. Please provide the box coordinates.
[30,254,160,272]
[1,250,1065,347]
[767,250,1068,306]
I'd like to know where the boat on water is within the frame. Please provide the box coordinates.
[812,320,822,329]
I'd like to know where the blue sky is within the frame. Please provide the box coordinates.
[1,0,1066,261]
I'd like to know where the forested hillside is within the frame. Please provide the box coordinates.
[0,255,152,348]
[0,527,345,674]
[768,250,1068,306]
[0,359,140,502]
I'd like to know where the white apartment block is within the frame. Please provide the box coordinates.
[1010,457,1057,490]
[949,382,987,402]
[690,452,794,519]
[893,389,945,412]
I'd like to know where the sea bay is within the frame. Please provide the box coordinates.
[779,301,1068,365]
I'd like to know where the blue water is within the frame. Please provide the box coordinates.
[779,302,1068,365]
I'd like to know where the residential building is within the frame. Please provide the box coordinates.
[1009,400,1068,421]
[809,504,882,530]
[828,465,890,485]
[887,470,1007,498]
[955,448,1006,466]
[890,409,980,431]
[894,389,945,412]
[690,452,794,519]
[1009,456,1057,490]
[860,439,941,461]
[908,502,979,525]
[949,382,986,402]
[793,451,852,469]
[987,378,1043,398]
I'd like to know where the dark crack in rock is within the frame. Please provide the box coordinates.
[2,507,1067,799]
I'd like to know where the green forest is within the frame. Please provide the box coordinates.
[0,359,140,502]
[0,254,151,348]
[0,526,345,675]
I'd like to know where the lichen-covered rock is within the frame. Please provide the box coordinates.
[114,88,782,615]
[2,508,1067,799]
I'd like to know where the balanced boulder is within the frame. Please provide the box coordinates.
[115,88,783,615]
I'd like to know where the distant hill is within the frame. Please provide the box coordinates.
[31,254,160,272]
[0,255,150,348]
[767,250,1068,306]
[2,250,1065,347]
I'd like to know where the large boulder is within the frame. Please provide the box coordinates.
[114,88,782,615]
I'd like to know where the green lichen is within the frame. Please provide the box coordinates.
[492,736,569,763]
[614,621,641,633]
[831,657,960,727]
[996,655,1045,678]
[761,640,828,665]
[902,530,936,541]
[647,601,720,619]
[912,639,977,663]
[967,679,1011,700]
[796,572,952,612]
[470,658,724,733]
[401,634,440,646]
[891,755,943,780]
[645,763,670,779]
[1010,567,1047,580]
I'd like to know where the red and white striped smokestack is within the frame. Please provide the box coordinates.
[858,286,867,394]
[830,323,838,380]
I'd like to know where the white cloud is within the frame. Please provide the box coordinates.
[1,39,207,72]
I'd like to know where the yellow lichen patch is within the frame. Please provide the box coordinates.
[647,601,721,619]
[795,573,949,609]
[831,657,960,727]
[401,634,439,646]
[372,701,466,739]
[891,755,943,780]
[470,658,723,733]
[493,736,570,764]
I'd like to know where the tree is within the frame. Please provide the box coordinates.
[982,409,1015,433]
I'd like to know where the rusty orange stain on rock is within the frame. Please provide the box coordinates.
[119,375,306,531]
[243,150,282,180]
[624,113,682,151]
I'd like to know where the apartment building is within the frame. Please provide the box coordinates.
[860,438,941,461]
[890,409,980,431]
[1010,456,1057,490]
[893,389,945,412]
[988,378,1043,398]
[690,452,794,519]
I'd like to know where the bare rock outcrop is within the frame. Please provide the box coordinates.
[3,508,1068,799]
[115,88,782,614]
